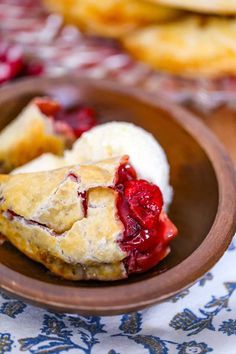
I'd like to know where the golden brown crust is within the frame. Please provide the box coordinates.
[0,157,128,280]
[0,99,64,172]
[150,0,236,14]
[44,0,181,38]
[123,15,236,78]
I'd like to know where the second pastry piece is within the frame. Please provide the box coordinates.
[0,98,75,172]
[123,15,236,78]
[44,0,181,38]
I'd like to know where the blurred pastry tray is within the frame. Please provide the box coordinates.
[1,0,236,163]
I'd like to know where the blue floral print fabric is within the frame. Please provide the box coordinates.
[1,236,236,354]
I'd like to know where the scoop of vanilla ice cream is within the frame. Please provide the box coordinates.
[65,122,172,207]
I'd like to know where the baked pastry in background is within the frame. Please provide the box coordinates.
[44,0,236,79]
[0,98,73,172]
[123,15,236,78]
[150,0,236,14]
[0,156,177,280]
[44,0,182,38]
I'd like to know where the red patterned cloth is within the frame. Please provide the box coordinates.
[1,0,236,111]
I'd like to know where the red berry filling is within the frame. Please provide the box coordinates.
[125,180,163,229]
[55,107,97,139]
[35,98,97,140]
[115,163,177,274]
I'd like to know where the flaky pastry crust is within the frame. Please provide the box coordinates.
[44,0,181,38]
[0,157,128,280]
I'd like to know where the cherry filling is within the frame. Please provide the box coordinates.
[115,163,178,274]
[55,107,97,139]
[35,98,97,140]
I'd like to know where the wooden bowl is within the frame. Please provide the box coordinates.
[0,76,236,315]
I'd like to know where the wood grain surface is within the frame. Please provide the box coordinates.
[190,105,236,165]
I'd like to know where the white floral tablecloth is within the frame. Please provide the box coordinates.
[0,235,236,354]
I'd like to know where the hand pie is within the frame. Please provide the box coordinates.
[0,98,75,172]
[44,0,181,38]
[0,156,177,281]
[123,15,236,78]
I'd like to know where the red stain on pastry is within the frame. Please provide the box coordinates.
[68,172,88,217]
[116,162,178,274]
[78,191,88,217]
[35,98,97,139]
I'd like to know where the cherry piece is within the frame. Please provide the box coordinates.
[116,192,141,239]
[35,98,97,141]
[134,244,169,273]
[35,98,61,117]
[55,107,97,138]
[123,229,158,253]
[117,163,137,184]
[158,211,178,244]
[124,179,163,229]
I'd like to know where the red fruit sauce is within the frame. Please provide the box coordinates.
[35,98,97,139]
[115,163,178,274]
[55,107,97,139]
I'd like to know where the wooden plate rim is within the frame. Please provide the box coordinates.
[0,76,236,314]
